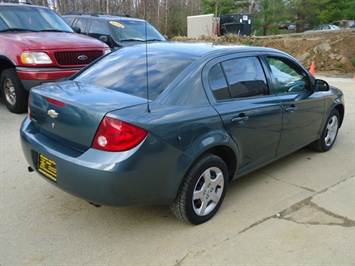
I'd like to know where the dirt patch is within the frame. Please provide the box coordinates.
[173,29,355,75]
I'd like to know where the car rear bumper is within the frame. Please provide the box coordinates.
[20,117,189,207]
[16,67,81,90]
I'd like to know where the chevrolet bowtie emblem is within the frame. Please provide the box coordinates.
[47,109,59,119]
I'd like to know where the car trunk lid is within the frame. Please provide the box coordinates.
[30,81,146,152]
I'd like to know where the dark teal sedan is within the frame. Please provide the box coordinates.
[20,42,344,224]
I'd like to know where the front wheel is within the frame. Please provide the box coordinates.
[309,109,340,152]
[170,154,228,224]
[0,68,28,113]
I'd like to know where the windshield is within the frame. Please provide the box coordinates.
[109,20,165,42]
[0,6,73,33]
[73,46,196,100]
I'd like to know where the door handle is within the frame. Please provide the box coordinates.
[232,115,249,124]
[285,105,297,114]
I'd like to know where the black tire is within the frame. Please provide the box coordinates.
[170,154,228,225]
[0,68,28,113]
[309,109,340,152]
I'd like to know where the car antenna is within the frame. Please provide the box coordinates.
[144,0,151,113]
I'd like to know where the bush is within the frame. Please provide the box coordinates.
[351,57,355,67]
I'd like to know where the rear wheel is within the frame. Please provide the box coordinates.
[0,68,28,113]
[170,154,228,224]
[309,109,340,152]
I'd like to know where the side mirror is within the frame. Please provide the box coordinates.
[315,79,329,91]
[99,35,108,43]
[72,26,81,34]
[99,35,113,48]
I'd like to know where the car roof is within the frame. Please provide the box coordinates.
[119,41,284,59]
[62,13,145,22]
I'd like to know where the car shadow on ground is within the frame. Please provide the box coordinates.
[41,146,317,229]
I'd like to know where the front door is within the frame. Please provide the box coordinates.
[265,56,325,157]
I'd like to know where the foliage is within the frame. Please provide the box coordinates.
[287,0,355,32]
[201,0,250,17]
[170,9,187,36]
[29,0,355,37]
[251,0,288,36]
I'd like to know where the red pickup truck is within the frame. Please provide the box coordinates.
[0,3,110,113]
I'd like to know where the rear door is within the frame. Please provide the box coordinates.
[204,54,283,174]
[264,55,325,157]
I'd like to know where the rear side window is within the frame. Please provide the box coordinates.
[209,57,268,101]
[209,64,230,100]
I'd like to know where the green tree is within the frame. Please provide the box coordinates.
[333,0,355,20]
[252,0,288,36]
[293,0,318,31]
[286,0,355,32]
[201,0,249,17]
[170,8,188,36]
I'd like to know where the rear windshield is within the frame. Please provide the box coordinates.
[73,47,197,100]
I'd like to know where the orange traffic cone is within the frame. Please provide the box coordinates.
[352,73,355,81]
[309,62,315,76]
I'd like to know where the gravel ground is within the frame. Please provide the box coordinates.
[0,76,354,265]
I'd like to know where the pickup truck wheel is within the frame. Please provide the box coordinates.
[170,154,228,224]
[1,68,28,113]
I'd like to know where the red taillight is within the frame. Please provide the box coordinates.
[45,97,66,107]
[92,117,148,152]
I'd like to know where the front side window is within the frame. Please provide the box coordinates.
[62,16,74,26]
[88,20,110,38]
[267,57,308,93]
[209,57,268,101]
[73,18,88,32]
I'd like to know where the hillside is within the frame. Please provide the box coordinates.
[173,29,355,75]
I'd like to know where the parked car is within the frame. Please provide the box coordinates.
[0,3,110,113]
[332,20,355,29]
[288,23,296,30]
[20,42,344,224]
[277,22,289,29]
[62,13,166,50]
[305,24,340,32]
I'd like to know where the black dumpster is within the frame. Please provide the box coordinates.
[219,14,252,36]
